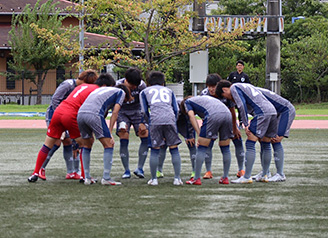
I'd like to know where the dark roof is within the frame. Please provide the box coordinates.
[0,0,78,15]
[0,24,144,51]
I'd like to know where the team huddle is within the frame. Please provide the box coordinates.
[28,64,295,186]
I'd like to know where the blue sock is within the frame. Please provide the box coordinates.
[232,138,245,171]
[158,145,168,172]
[149,148,160,180]
[261,141,272,176]
[82,147,92,179]
[103,148,114,180]
[273,142,284,175]
[187,143,196,172]
[205,149,212,172]
[63,145,74,174]
[244,140,256,179]
[170,147,181,179]
[42,144,60,168]
[195,145,207,180]
[220,145,231,178]
[138,137,149,169]
[120,139,129,171]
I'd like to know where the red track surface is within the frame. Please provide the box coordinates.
[0,119,327,129]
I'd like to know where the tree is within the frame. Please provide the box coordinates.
[212,0,266,15]
[81,0,256,73]
[9,0,78,104]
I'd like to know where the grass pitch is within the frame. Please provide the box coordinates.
[0,129,327,237]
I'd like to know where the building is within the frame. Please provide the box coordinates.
[0,0,143,105]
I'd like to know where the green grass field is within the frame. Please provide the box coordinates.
[0,129,327,237]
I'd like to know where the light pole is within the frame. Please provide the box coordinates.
[79,0,84,74]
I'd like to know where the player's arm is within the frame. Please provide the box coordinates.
[139,91,150,124]
[109,104,121,134]
[231,87,249,127]
[187,110,200,136]
[229,106,241,138]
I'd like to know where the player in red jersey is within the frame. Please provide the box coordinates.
[28,74,115,182]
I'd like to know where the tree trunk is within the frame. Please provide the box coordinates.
[36,70,47,105]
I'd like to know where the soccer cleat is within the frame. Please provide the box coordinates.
[38,168,46,180]
[101,178,122,186]
[185,177,201,185]
[259,175,269,183]
[203,171,213,179]
[84,177,98,185]
[156,171,164,178]
[133,168,145,178]
[28,173,39,182]
[236,170,245,178]
[122,170,131,179]
[65,172,82,180]
[147,179,158,186]
[268,173,286,182]
[190,171,195,179]
[231,176,253,184]
[251,171,263,180]
[219,177,229,184]
[173,178,183,186]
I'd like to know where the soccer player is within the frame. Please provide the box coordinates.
[116,68,149,179]
[252,87,296,182]
[77,74,130,185]
[157,99,196,179]
[39,69,98,180]
[215,80,278,184]
[139,71,182,186]
[200,73,245,179]
[27,74,115,182]
[182,95,234,185]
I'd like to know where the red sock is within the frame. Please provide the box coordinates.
[79,148,85,179]
[33,145,51,174]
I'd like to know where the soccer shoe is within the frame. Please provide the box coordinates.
[84,177,98,185]
[122,170,131,179]
[219,177,229,184]
[231,176,253,184]
[190,171,195,179]
[28,173,39,183]
[185,177,201,185]
[133,168,145,178]
[203,171,213,179]
[38,168,46,180]
[173,178,183,186]
[156,171,164,178]
[236,170,245,178]
[268,173,286,182]
[251,171,263,180]
[65,172,82,180]
[101,178,122,186]
[258,175,269,183]
[147,179,158,186]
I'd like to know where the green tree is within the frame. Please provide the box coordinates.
[82,0,256,73]
[282,32,328,103]
[9,0,77,104]
[212,0,266,15]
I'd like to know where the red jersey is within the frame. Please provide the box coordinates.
[47,84,99,139]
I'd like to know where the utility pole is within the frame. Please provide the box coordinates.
[266,0,281,94]
[190,1,207,96]
[79,0,84,74]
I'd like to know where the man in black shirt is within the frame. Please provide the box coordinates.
[227,60,250,84]
[227,60,250,129]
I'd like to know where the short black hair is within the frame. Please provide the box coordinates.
[116,84,130,102]
[147,71,165,86]
[215,80,231,99]
[236,60,245,66]
[125,67,142,86]
[95,73,116,87]
[179,96,193,115]
[206,73,222,86]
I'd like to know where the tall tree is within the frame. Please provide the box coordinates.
[81,0,256,73]
[9,0,77,104]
